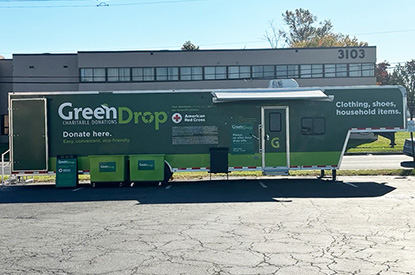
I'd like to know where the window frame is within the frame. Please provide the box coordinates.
[269,112,282,132]
[132,67,155,81]
[252,65,275,79]
[156,67,179,81]
[107,67,131,82]
[80,68,106,82]
[180,66,203,81]
[204,66,227,80]
[301,117,326,135]
[362,63,375,77]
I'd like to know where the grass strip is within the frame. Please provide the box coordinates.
[3,169,414,183]
[347,131,409,154]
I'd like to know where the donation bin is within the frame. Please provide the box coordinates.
[56,154,78,188]
[89,155,127,184]
[129,154,165,183]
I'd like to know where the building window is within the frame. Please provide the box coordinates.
[1,115,8,136]
[362,63,375,77]
[204,66,226,80]
[287,65,299,78]
[156,67,179,81]
[107,68,131,82]
[269,112,282,132]
[349,64,362,77]
[180,67,203,80]
[312,64,323,78]
[252,65,275,79]
[336,64,348,77]
[228,66,251,79]
[300,65,312,78]
[276,65,299,78]
[80,68,106,82]
[300,64,322,78]
[276,65,288,78]
[324,64,336,78]
[132,68,154,81]
[78,61,374,84]
[301,117,325,135]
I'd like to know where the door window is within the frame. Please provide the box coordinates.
[269,112,282,132]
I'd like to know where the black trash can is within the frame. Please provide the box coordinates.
[209,147,229,174]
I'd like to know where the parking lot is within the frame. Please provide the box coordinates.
[0,176,414,274]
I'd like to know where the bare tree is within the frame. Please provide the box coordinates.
[263,20,284,48]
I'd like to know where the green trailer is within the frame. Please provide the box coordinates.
[8,85,407,183]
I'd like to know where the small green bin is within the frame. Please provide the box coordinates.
[89,155,127,183]
[56,155,78,188]
[129,154,165,182]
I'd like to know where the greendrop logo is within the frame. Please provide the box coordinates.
[58,102,168,130]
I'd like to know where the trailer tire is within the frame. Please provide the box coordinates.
[163,162,173,184]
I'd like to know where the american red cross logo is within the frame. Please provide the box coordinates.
[172,113,182,124]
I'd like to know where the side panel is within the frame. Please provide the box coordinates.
[9,86,407,173]
[11,99,48,171]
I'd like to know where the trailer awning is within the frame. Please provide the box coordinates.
[211,89,329,103]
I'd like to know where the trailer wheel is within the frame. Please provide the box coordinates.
[163,162,173,184]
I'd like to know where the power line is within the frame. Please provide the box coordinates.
[0,0,204,8]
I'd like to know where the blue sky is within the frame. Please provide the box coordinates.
[1,0,414,66]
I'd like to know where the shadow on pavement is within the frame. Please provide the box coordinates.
[0,178,395,204]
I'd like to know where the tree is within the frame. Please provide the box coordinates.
[181,41,199,51]
[265,8,367,48]
[390,60,415,118]
[281,8,333,46]
[375,61,390,85]
[291,33,367,47]
[263,20,283,49]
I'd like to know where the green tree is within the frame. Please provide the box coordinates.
[390,60,415,118]
[281,8,332,46]
[181,41,199,51]
[265,8,367,48]
[291,33,367,47]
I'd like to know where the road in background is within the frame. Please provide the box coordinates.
[341,154,413,170]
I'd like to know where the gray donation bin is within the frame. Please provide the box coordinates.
[56,155,78,188]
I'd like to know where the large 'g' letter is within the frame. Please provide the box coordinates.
[58,102,73,120]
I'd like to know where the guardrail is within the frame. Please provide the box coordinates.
[1,149,10,187]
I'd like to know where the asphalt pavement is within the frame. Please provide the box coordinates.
[1,176,414,274]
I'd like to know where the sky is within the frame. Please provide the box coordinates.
[1,0,415,67]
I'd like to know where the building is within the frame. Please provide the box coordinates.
[0,46,377,152]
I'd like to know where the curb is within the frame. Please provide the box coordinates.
[345,152,404,156]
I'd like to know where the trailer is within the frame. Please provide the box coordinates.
[7,85,407,185]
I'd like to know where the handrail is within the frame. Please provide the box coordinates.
[1,149,10,187]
